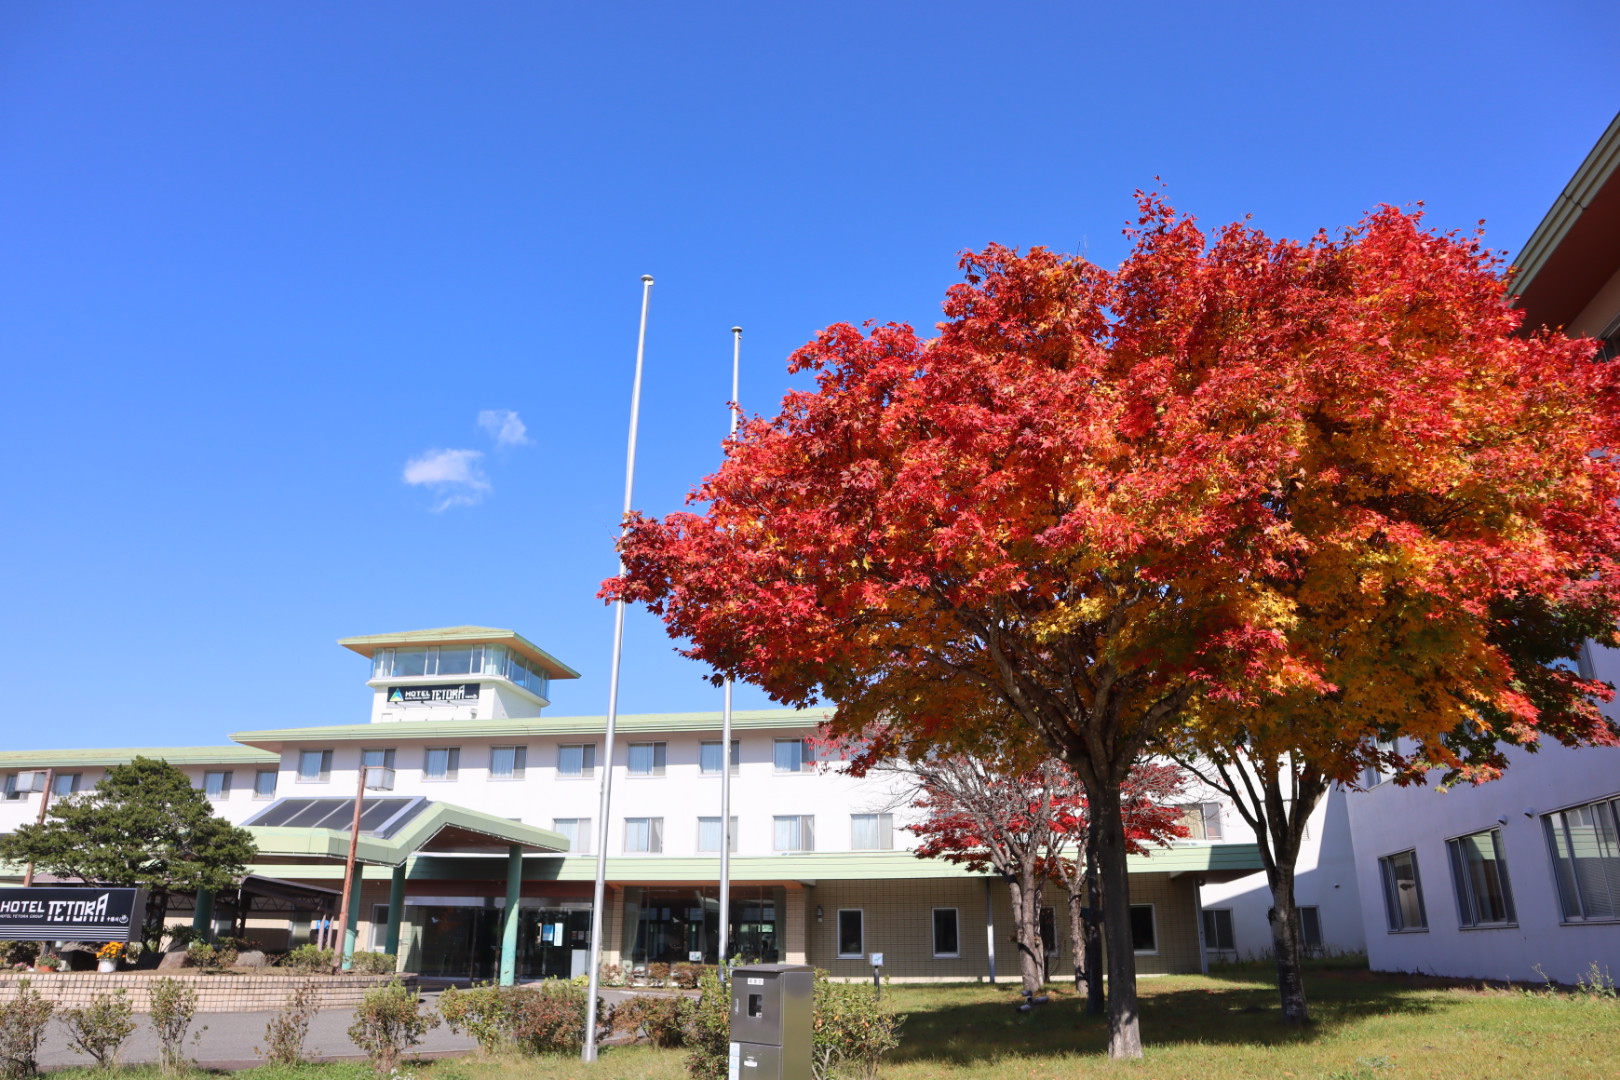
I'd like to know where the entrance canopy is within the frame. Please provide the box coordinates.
[242,796,568,867]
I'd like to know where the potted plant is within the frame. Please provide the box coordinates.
[34,953,62,973]
[97,941,125,972]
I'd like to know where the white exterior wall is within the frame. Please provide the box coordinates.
[0,761,275,832]
[1345,730,1620,985]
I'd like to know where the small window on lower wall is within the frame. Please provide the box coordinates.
[1297,906,1323,954]
[1040,906,1058,957]
[1202,908,1235,951]
[837,909,864,958]
[932,908,959,957]
[1379,849,1428,931]
[1129,904,1157,954]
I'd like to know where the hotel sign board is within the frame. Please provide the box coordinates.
[0,887,148,942]
[386,683,479,705]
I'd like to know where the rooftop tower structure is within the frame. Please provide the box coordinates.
[338,626,581,724]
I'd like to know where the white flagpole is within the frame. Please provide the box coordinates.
[582,273,654,1063]
[718,326,741,978]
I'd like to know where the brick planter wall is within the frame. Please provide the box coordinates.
[0,972,418,1012]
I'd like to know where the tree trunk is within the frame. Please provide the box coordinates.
[1090,783,1142,1059]
[1082,830,1105,1016]
[143,888,170,953]
[1067,885,1086,994]
[1266,857,1308,1026]
[1007,874,1045,996]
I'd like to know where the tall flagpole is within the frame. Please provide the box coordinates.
[718,326,741,978]
[582,274,654,1063]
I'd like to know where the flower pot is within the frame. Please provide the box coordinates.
[98,959,118,973]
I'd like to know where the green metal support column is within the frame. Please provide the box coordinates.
[499,845,522,986]
[384,862,406,957]
[342,865,364,970]
[191,889,215,939]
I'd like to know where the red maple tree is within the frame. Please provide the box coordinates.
[605,195,1620,1057]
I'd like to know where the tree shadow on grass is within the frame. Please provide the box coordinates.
[885,972,1455,1069]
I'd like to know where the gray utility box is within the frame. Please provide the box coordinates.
[729,963,812,1080]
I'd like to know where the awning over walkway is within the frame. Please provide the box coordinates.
[242,796,569,867]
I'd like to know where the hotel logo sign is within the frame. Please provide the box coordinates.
[387,683,480,705]
[0,887,148,942]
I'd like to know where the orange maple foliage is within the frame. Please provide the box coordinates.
[604,195,1620,1056]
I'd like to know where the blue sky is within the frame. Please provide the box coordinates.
[2,2,1616,749]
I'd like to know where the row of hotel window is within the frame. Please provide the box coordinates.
[551,813,897,853]
[1377,795,1620,931]
[1,770,282,800]
[831,904,1169,960]
[290,739,813,786]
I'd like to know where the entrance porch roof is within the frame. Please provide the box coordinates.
[242,796,568,868]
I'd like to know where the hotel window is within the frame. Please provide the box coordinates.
[700,740,740,775]
[1297,906,1323,954]
[298,750,333,782]
[52,773,82,797]
[1447,828,1516,927]
[553,817,591,854]
[773,815,815,852]
[932,907,960,957]
[1203,908,1236,951]
[628,742,666,777]
[490,746,527,780]
[1379,849,1428,931]
[424,747,460,781]
[773,738,813,774]
[625,817,664,854]
[1040,906,1058,957]
[1178,802,1224,840]
[254,770,278,799]
[203,771,232,798]
[362,748,396,790]
[1130,904,1157,954]
[1542,795,1620,922]
[850,813,894,850]
[698,816,738,853]
[558,744,596,779]
[837,909,864,958]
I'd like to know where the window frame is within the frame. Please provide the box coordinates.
[1129,904,1158,955]
[699,740,741,776]
[489,745,528,780]
[773,737,813,774]
[552,817,591,854]
[624,816,664,854]
[254,770,278,800]
[850,813,895,851]
[773,814,815,852]
[1202,907,1236,952]
[1379,848,1429,932]
[1446,827,1517,928]
[697,816,739,853]
[627,741,667,777]
[932,907,960,958]
[1541,795,1620,923]
[297,750,333,783]
[361,748,397,790]
[836,908,865,958]
[423,746,461,781]
[558,743,597,779]
[203,770,232,798]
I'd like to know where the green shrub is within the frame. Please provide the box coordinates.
[163,925,203,950]
[282,944,335,972]
[346,980,439,1074]
[438,984,517,1054]
[0,978,54,1079]
[616,992,692,1048]
[683,970,732,1080]
[348,951,398,975]
[811,974,901,1080]
[186,941,238,973]
[62,990,136,1068]
[671,962,702,989]
[0,941,40,968]
[257,979,320,1065]
[148,977,200,1074]
[507,980,612,1057]
[598,963,627,987]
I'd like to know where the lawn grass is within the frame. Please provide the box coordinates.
[42,963,1617,1079]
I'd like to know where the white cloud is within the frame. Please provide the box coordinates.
[478,409,530,447]
[402,448,490,511]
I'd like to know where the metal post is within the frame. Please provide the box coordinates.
[583,274,654,1063]
[342,866,364,969]
[191,889,215,938]
[384,863,406,957]
[21,768,55,888]
[333,764,369,972]
[718,326,740,978]
[500,845,522,986]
